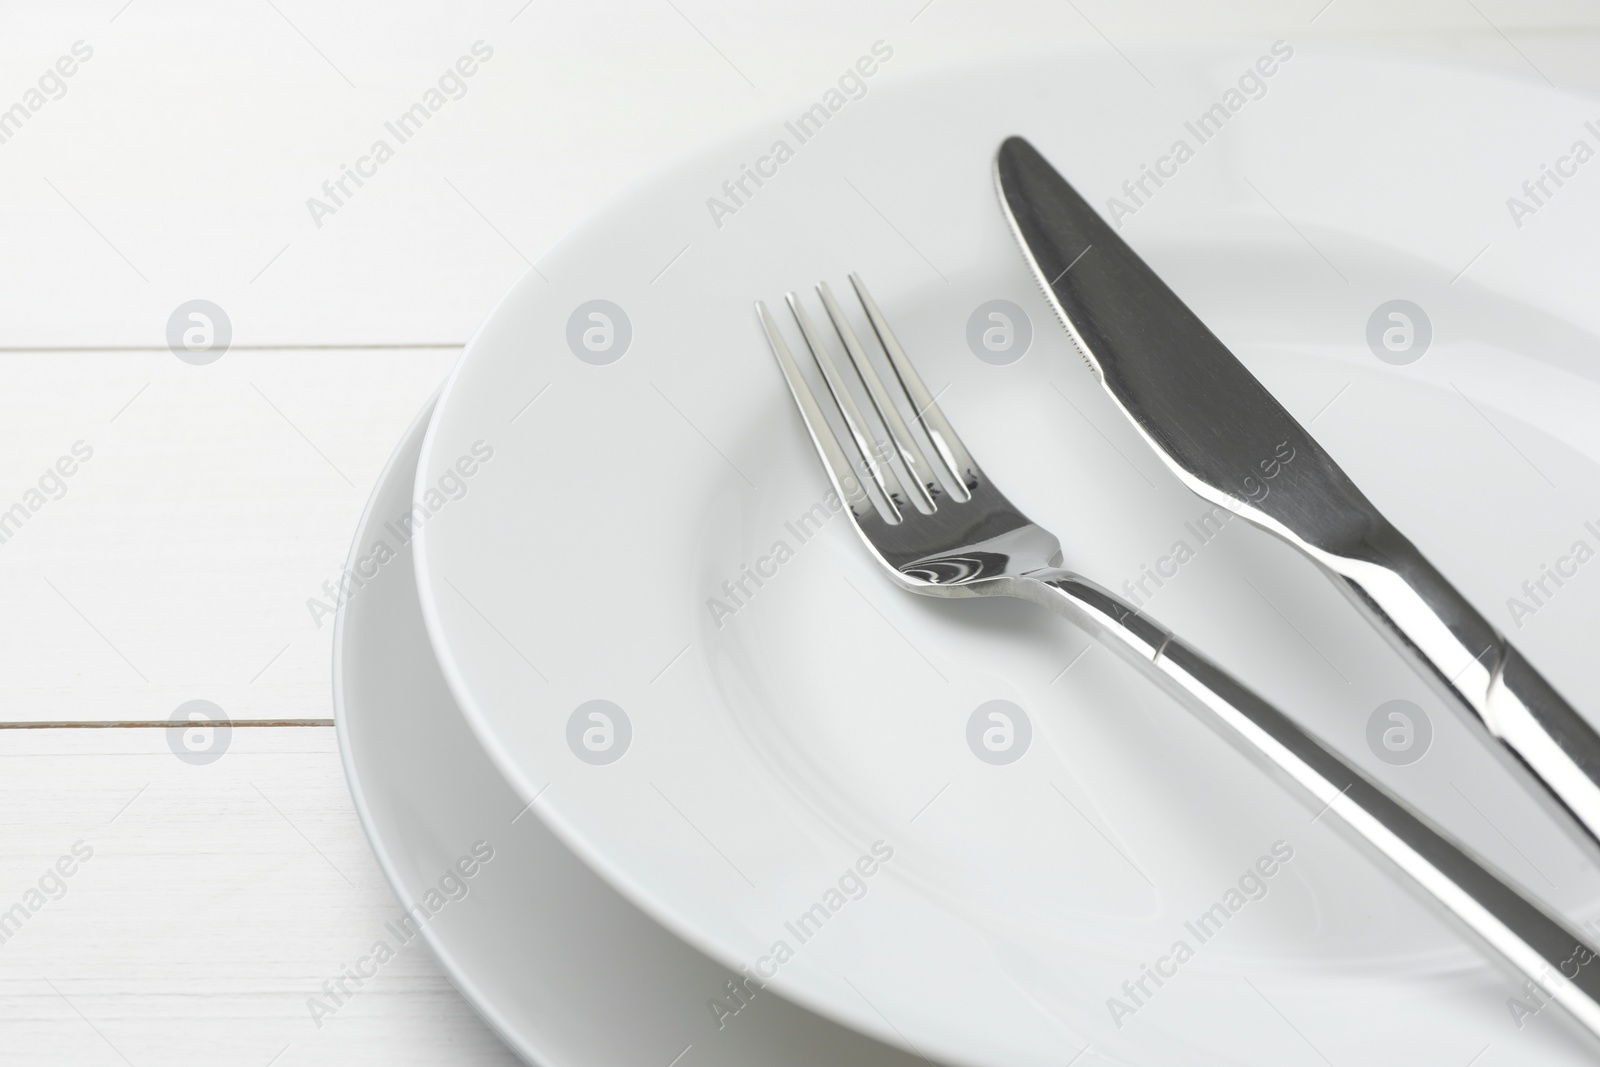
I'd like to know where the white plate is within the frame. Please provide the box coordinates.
[413,42,1600,1066]
[334,396,927,1066]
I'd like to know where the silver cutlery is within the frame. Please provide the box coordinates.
[994,134,1600,865]
[758,273,1600,1043]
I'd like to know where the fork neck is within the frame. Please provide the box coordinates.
[1012,568,1170,664]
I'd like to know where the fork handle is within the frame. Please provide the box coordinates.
[1021,569,1600,1041]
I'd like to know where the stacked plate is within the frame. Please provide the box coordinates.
[333,42,1600,1066]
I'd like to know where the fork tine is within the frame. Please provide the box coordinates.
[849,273,978,498]
[816,281,939,513]
[785,292,910,522]
[756,301,878,522]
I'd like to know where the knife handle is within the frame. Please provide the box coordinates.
[1320,523,1600,860]
[1020,569,1600,1044]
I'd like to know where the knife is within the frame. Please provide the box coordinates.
[994,134,1600,859]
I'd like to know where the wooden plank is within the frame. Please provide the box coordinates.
[0,725,520,1066]
[2,3,1597,349]
[0,348,455,723]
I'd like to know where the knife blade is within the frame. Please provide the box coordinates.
[994,134,1600,860]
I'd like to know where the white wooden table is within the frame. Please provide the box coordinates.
[3,3,1596,1062]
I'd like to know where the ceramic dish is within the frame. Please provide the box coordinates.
[334,397,925,1066]
[413,43,1600,1066]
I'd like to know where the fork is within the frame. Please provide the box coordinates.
[757,274,1600,1042]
